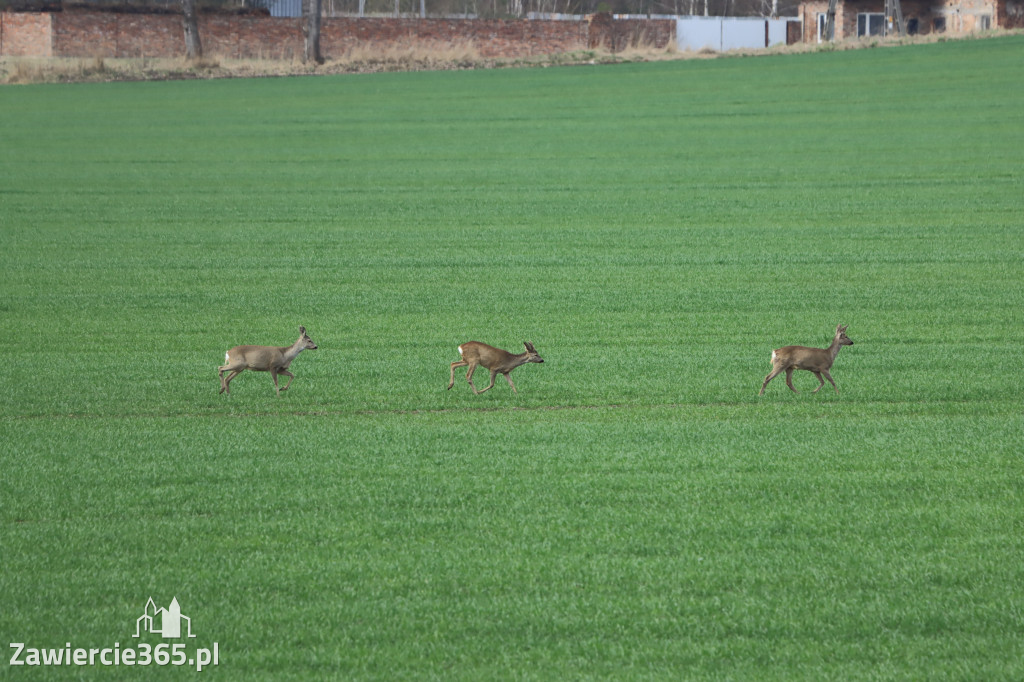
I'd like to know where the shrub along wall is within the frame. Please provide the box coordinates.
[0,9,674,59]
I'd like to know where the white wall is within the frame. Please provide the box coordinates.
[676,16,796,51]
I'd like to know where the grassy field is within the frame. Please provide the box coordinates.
[1,35,1022,679]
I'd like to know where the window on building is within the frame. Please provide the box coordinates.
[906,17,919,34]
[857,12,886,36]
[978,14,991,30]
[817,13,827,41]
[933,16,946,32]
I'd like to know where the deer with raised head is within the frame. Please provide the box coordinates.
[447,341,544,395]
[218,326,318,396]
[760,324,854,395]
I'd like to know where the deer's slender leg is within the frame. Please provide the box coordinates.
[504,373,518,394]
[823,370,839,394]
[466,362,480,393]
[811,371,826,393]
[784,368,799,393]
[475,366,499,393]
[448,360,468,390]
[760,366,784,395]
[219,363,242,389]
[222,370,242,394]
[278,369,295,392]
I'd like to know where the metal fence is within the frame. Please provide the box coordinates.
[265,0,303,15]
[246,0,302,16]
[676,15,795,50]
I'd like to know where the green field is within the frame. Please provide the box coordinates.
[2,36,1022,679]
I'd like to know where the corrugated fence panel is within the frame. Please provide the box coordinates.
[676,16,794,51]
[676,16,721,50]
[768,17,789,44]
[721,17,766,50]
[270,0,303,17]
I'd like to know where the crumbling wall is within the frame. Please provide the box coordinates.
[798,0,1001,40]
[1,10,649,59]
[587,12,675,51]
[0,10,54,56]
[998,0,1024,27]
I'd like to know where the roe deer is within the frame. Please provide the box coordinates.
[447,341,544,395]
[759,324,853,395]
[219,326,317,396]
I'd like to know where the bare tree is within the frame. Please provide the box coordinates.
[303,0,324,64]
[181,0,202,59]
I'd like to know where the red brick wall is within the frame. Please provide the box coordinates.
[53,11,117,57]
[205,14,303,60]
[116,13,181,58]
[1,11,54,57]
[1,10,671,60]
[588,13,675,50]
[999,0,1024,28]
[322,17,590,59]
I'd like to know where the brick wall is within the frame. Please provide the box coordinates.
[322,17,591,59]
[943,0,999,30]
[1,11,54,56]
[799,0,999,40]
[999,0,1024,27]
[204,14,302,59]
[587,13,675,50]
[1,10,672,60]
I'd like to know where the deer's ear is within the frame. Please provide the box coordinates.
[299,326,306,334]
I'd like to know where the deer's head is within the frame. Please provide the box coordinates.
[523,342,544,363]
[835,324,853,346]
[299,326,318,350]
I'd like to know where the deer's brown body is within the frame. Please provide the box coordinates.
[219,326,317,396]
[447,341,543,395]
[760,324,853,395]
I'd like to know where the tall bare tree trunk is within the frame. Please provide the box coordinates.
[302,0,324,64]
[181,0,203,59]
